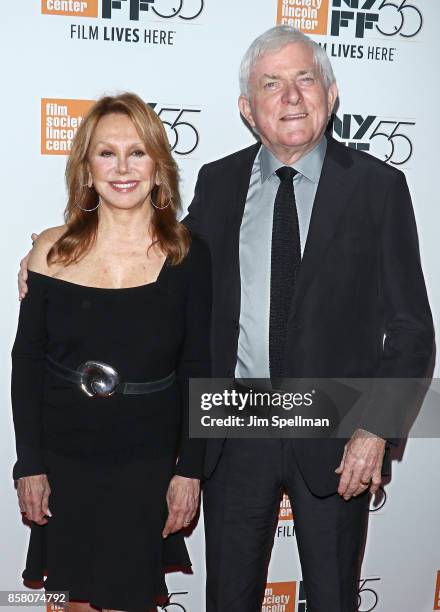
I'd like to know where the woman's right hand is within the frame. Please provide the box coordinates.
[18,233,39,300]
[17,474,52,525]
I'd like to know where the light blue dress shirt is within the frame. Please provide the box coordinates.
[235,136,327,379]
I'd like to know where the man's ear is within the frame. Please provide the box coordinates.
[238,95,256,129]
[327,82,338,116]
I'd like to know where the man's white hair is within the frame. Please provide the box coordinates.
[239,25,336,97]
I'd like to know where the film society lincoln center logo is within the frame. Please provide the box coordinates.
[41,99,94,155]
[263,581,296,612]
[42,0,98,17]
[279,493,293,521]
[278,493,296,538]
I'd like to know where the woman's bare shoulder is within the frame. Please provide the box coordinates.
[28,225,66,275]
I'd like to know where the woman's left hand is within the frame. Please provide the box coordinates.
[162,476,200,538]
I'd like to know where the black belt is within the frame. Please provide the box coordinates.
[46,356,176,398]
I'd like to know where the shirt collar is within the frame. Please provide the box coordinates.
[259,135,327,185]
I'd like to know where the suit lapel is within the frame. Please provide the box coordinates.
[291,136,354,314]
[227,143,261,318]
[229,143,261,229]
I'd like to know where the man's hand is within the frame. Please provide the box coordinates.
[162,475,200,538]
[18,233,39,300]
[17,474,52,525]
[335,428,386,501]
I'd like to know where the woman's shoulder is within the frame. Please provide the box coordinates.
[28,225,66,275]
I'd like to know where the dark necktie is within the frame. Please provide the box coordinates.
[269,166,301,379]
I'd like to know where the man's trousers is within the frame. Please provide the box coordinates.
[203,438,369,612]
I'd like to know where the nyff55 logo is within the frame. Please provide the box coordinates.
[330,0,422,38]
[294,577,381,612]
[332,113,415,166]
[149,105,201,156]
[277,0,423,39]
[102,0,204,20]
[160,591,189,611]
[42,0,204,20]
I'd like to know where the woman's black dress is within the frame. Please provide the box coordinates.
[11,237,211,611]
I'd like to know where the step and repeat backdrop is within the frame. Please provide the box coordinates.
[1,1,439,611]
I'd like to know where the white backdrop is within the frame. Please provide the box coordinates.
[1,2,439,611]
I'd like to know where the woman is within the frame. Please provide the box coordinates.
[11,93,211,611]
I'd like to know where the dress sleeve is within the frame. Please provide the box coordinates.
[11,273,48,480]
[175,237,212,479]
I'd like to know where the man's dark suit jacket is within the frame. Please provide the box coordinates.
[184,134,434,497]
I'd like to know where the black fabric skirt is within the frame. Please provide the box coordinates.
[22,449,191,611]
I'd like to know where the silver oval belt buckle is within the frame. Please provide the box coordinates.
[77,361,120,397]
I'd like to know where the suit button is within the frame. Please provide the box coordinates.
[233,319,239,330]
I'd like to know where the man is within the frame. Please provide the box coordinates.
[19,26,433,612]
[182,26,433,611]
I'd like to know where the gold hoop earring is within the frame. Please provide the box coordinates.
[151,195,172,210]
[76,197,101,212]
